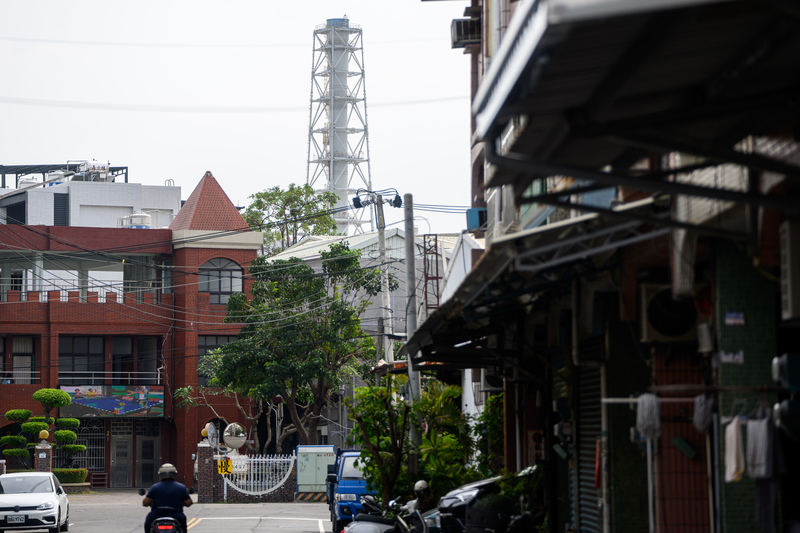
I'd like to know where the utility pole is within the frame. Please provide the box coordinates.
[374,194,393,363]
[352,191,402,364]
[404,193,422,475]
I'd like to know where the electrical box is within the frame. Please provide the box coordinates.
[466,207,487,231]
[296,445,335,493]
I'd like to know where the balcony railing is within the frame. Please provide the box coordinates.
[0,369,40,385]
[57,370,163,387]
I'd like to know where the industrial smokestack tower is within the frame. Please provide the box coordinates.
[306,16,373,234]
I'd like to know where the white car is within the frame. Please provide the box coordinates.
[0,472,70,533]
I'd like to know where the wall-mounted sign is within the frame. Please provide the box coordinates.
[724,312,746,326]
[720,350,745,364]
[59,385,164,418]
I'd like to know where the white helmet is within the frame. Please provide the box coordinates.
[158,463,178,481]
[414,480,430,498]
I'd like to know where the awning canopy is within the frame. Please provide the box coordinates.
[473,0,800,202]
[402,198,665,368]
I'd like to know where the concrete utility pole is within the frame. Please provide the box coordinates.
[374,194,393,363]
[404,193,422,474]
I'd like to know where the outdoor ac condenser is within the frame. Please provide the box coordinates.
[640,284,699,343]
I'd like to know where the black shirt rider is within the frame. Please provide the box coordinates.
[142,478,193,533]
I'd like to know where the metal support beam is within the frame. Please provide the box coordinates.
[485,138,800,210]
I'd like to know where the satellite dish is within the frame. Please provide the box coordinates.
[223,423,247,450]
[205,422,219,449]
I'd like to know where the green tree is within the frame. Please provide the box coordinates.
[474,392,505,476]
[243,183,339,256]
[347,377,412,505]
[348,377,480,506]
[190,242,381,448]
[415,381,478,497]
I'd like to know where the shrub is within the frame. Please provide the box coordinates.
[0,436,27,448]
[55,418,80,429]
[29,416,55,425]
[54,430,77,444]
[52,468,88,484]
[20,422,49,436]
[2,448,29,459]
[61,445,87,455]
[32,389,72,415]
[4,409,32,423]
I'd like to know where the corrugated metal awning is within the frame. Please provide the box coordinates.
[400,198,665,368]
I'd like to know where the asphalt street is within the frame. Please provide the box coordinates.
[63,490,331,533]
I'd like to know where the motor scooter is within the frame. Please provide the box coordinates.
[342,498,431,533]
[137,487,195,533]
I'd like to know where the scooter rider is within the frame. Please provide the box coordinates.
[405,480,435,514]
[141,463,193,533]
[404,480,435,533]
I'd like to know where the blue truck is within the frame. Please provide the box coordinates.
[326,449,372,533]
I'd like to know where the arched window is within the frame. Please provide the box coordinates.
[199,258,243,304]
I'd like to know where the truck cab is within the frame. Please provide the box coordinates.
[326,450,372,533]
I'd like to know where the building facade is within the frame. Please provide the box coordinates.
[0,170,262,488]
[409,1,800,532]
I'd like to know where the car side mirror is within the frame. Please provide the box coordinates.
[138,488,146,496]
[327,464,335,474]
[326,473,337,483]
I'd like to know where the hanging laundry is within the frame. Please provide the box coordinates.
[724,416,745,482]
[748,405,786,533]
[636,393,661,440]
[692,394,714,433]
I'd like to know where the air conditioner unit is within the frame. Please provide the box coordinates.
[640,284,699,343]
[451,18,480,49]
[481,367,504,392]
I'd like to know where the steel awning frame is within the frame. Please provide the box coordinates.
[473,0,800,218]
[401,198,665,369]
[473,0,736,141]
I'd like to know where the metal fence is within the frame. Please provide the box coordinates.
[222,453,296,496]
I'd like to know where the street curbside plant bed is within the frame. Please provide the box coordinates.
[53,468,89,484]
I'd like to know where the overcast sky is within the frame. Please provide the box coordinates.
[0,0,472,234]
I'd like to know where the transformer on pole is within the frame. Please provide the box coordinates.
[306,16,374,235]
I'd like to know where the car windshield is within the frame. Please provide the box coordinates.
[341,456,364,479]
[0,476,53,494]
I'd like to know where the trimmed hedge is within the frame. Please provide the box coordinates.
[2,448,29,459]
[4,409,32,423]
[55,418,80,429]
[54,430,77,444]
[0,435,27,448]
[61,444,86,455]
[29,416,55,425]
[52,468,88,484]
[20,422,49,436]
[32,389,72,413]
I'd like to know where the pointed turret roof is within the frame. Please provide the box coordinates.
[170,171,247,232]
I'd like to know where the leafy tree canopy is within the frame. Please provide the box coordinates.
[197,242,380,447]
[243,183,339,256]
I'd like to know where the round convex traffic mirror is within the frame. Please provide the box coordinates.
[223,422,247,449]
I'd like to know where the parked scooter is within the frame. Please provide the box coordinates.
[340,496,396,533]
[342,497,431,533]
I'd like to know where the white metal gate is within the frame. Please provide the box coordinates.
[222,453,295,496]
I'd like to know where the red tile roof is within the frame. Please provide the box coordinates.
[169,171,248,232]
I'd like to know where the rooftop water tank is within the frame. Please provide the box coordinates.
[118,212,152,229]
